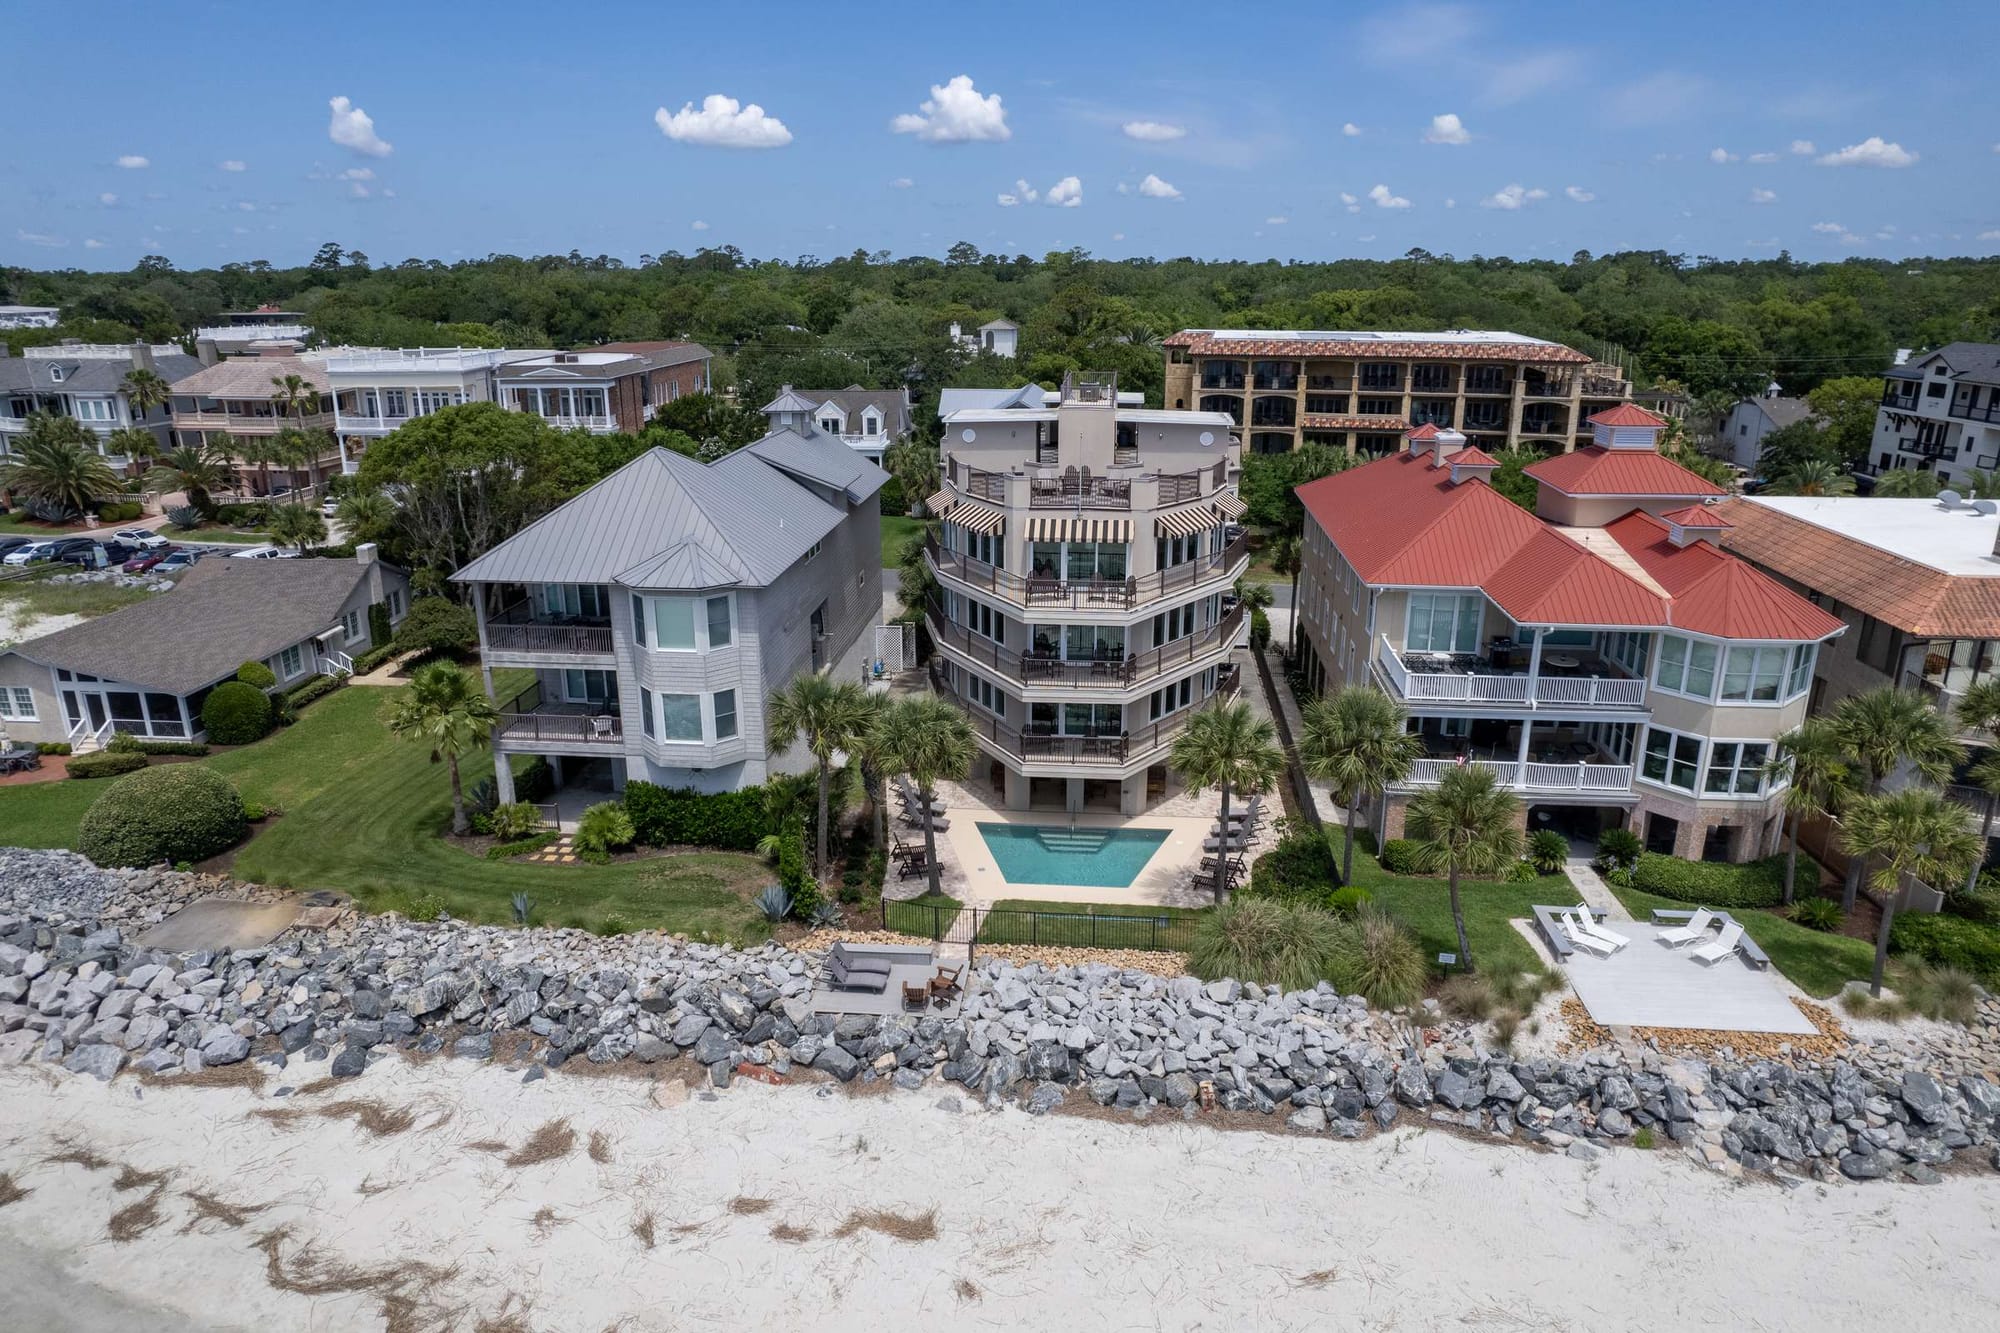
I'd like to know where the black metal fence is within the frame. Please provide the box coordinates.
[883,898,1198,953]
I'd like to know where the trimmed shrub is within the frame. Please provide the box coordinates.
[574,801,635,862]
[107,732,209,757]
[1791,898,1845,933]
[1948,880,2000,926]
[487,802,545,841]
[367,601,392,650]
[1505,858,1540,883]
[516,756,555,803]
[1249,606,1271,651]
[1526,829,1569,874]
[235,661,277,690]
[67,751,149,780]
[76,764,248,868]
[1325,909,1429,1009]
[1245,832,1340,905]
[392,596,478,658]
[622,780,766,850]
[1890,913,2000,987]
[1188,898,1346,992]
[1595,827,1642,871]
[36,742,72,756]
[286,673,343,709]
[201,681,273,745]
[1379,839,1422,876]
[241,801,268,821]
[1326,885,1374,918]
[1630,853,1786,909]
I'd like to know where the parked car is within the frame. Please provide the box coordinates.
[321,498,340,518]
[0,535,37,558]
[2,540,57,566]
[122,544,180,573]
[153,549,203,573]
[57,539,131,568]
[112,528,168,548]
[232,546,283,560]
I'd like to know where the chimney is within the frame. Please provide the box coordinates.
[1427,427,1468,469]
[129,341,155,374]
[196,338,219,367]
[354,542,378,566]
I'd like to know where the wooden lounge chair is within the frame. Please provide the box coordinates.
[929,965,963,1001]
[902,981,930,1011]
[895,852,933,881]
[1657,909,1717,949]
[1691,921,1746,966]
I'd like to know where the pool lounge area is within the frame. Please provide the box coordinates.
[936,804,1228,908]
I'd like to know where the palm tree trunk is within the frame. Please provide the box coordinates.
[1342,796,1360,887]
[1969,803,1995,895]
[815,760,832,882]
[920,779,941,898]
[447,754,468,836]
[1871,890,1897,998]
[1782,811,1799,907]
[1448,865,1472,972]
[1215,782,1233,902]
[1842,777,1878,911]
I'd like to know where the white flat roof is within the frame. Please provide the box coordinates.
[323,347,550,374]
[1190,328,1559,346]
[1118,408,1236,427]
[1746,496,2000,577]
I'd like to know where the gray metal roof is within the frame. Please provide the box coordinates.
[936,384,1045,418]
[743,427,889,504]
[454,433,867,591]
[1927,341,2000,388]
[0,351,202,396]
[8,557,389,695]
[1749,396,1817,430]
[785,385,912,440]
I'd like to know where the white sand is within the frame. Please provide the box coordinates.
[2,1057,1997,1332]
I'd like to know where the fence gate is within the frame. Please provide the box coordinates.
[873,622,917,673]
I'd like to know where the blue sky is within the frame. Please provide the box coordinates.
[7,0,1999,270]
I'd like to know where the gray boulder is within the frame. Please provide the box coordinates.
[64,1043,125,1081]
[199,1029,250,1066]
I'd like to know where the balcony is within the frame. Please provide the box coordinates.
[1027,468,1133,509]
[937,664,1241,769]
[493,684,624,749]
[527,413,616,432]
[926,532,1248,613]
[1374,637,1648,711]
[1398,757,1635,795]
[1524,378,1573,400]
[335,412,416,434]
[1950,401,2000,425]
[1199,364,1246,391]
[484,601,616,660]
[928,601,1244,692]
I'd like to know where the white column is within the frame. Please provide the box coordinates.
[493,752,516,805]
[1525,627,1544,705]
[1514,719,1533,786]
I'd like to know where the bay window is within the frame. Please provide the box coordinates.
[1640,726,1701,792]
[1704,741,1770,796]
[632,593,734,652]
[1654,634,1719,699]
[1719,645,1787,702]
[1786,643,1816,697]
[658,692,702,741]
[1405,592,1483,654]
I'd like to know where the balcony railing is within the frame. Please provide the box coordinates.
[1950,401,2000,425]
[1026,472,1133,509]
[926,532,1248,611]
[928,601,1244,690]
[1374,637,1648,709]
[1524,380,1572,399]
[486,601,615,656]
[1398,757,1635,793]
[936,664,1241,766]
[493,683,623,745]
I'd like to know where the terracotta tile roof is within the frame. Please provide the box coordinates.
[1304,413,1409,431]
[1297,453,1840,638]
[1525,446,1727,498]
[1713,497,2000,637]
[1587,403,1667,428]
[1165,330,1594,364]
[1660,503,1732,528]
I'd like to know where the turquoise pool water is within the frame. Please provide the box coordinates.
[976,823,1171,888]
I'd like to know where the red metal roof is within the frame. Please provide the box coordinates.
[1450,446,1501,467]
[1524,446,1727,498]
[1660,503,1732,528]
[1296,454,1841,639]
[1165,330,1595,364]
[1405,423,1442,441]
[1587,403,1668,428]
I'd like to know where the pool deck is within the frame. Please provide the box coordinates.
[938,808,1224,908]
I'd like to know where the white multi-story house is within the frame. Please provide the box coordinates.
[0,342,201,465]
[1294,408,1846,863]
[759,384,911,464]
[452,422,883,805]
[923,371,1250,815]
[1719,388,1816,471]
[326,347,552,473]
[168,350,341,492]
[1867,342,2000,485]
[494,342,711,436]
[0,306,62,330]
[950,319,1020,359]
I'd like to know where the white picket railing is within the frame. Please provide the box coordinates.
[325,650,356,675]
[67,717,115,755]
[1375,637,1646,709]
[1402,758,1635,793]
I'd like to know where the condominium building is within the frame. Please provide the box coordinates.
[452,424,884,805]
[760,385,911,464]
[495,341,711,435]
[1162,329,1633,456]
[1866,342,2000,484]
[0,306,61,330]
[168,350,341,491]
[1294,408,1845,862]
[924,372,1249,815]
[1,341,201,466]
[326,347,552,473]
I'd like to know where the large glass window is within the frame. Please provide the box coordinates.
[659,693,701,741]
[654,598,696,650]
[1406,593,1483,654]
[1654,634,1719,699]
[541,583,609,620]
[1641,727,1702,792]
[1064,625,1126,660]
[634,594,734,652]
[1064,542,1128,582]
[1719,645,1788,702]
[1704,741,1770,795]
[1787,643,1816,697]
[713,688,737,740]
[705,596,732,649]
[562,669,615,705]
[1602,631,1650,677]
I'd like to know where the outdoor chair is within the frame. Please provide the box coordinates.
[1560,912,1618,958]
[929,965,963,1001]
[1691,921,1746,966]
[825,945,893,995]
[895,852,933,881]
[1202,834,1249,854]
[1573,908,1631,952]
[902,981,930,1011]
[1657,909,1718,949]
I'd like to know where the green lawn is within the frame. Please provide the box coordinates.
[880,515,923,568]
[0,682,773,942]
[1346,857,1564,977]
[0,514,87,538]
[1610,885,1875,998]
[882,893,963,937]
[979,898,1207,951]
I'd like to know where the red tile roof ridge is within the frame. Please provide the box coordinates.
[1587,403,1668,427]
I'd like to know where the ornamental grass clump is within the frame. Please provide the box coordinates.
[1187,898,1344,994]
[1325,908,1428,1009]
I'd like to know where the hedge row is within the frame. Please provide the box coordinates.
[1630,852,1787,909]
[108,732,210,757]
[622,780,766,850]
[286,672,344,710]
[67,751,149,780]
[1890,913,2000,987]
[1243,832,1341,906]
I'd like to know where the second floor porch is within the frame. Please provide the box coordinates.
[926,530,1249,614]
[1373,635,1648,712]
[477,583,618,662]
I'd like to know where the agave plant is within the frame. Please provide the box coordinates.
[808,901,844,929]
[164,503,203,530]
[755,885,793,922]
[510,891,535,925]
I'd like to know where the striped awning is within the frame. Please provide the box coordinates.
[925,487,956,516]
[1025,515,1133,543]
[1211,490,1247,520]
[953,499,1007,535]
[1154,506,1215,540]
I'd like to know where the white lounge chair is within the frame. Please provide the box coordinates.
[1575,909,1631,951]
[1691,921,1746,966]
[1657,908,1717,949]
[1561,912,1617,958]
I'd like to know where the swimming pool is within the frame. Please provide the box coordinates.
[976,823,1171,888]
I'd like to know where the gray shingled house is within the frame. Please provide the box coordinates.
[452,424,884,806]
[0,549,408,748]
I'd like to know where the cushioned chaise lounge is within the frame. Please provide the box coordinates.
[825,943,893,994]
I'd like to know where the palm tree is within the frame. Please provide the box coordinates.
[268,373,324,491]
[144,441,235,514]
[844,691,893,852]
[335,489,397,545]
[266,501,327,553]
[1299,685,1424,885]
[1168,699,1285,900]
[105,425,160,467]
[1830,685,1964,909]
[1235,579,1275,615]
[0,413,121,518]
[121,366,172,423]
[1402,765,1524,972]
[765,675,877,880]
[1842,788,1980,996]
[1954,678,2000,893]
[870,696,977,897]
[1772,459,1855,496]
[386,661,499,837]
[1870,467,1943,499]
[1761,719,1853,907]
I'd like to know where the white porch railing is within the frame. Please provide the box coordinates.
[1401,757,1635,793]
[325,650,356,675]
[1375,637,1646,709]
[67,717,115,755]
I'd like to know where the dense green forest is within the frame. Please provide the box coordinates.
[9,245,2000,422]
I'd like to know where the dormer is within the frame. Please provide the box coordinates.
[1448,445,1501,486]
[1586,402,1668,450]
[761,383,820,435]
[1426,427,1468,469]
[1660,502,1733,548]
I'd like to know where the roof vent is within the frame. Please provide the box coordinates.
[1937,489,1963,509]
[1973,500,1998,516]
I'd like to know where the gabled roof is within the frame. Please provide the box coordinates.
[169,354,327,397]
[1524,446,1727,498]
[1909,342,2000,389]
[742,427,889,505]
[772,385,912,439]
[937,384,1045,417]
[761,386,820,413]
[1405,423,1442,442]
[1742,396,1816,431]
[1586,403,1667,428]
[1660,503,1732,529]
[1450,446,1501,468]
[0,351,201,397]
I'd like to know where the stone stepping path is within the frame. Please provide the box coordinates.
[526,835,579,865]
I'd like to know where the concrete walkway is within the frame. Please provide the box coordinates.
[1565,856,1632,922]
[344,649,422,687]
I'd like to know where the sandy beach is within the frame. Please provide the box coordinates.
[2,1056,1996,1332]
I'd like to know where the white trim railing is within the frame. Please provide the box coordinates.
[1375,637,1646,709]
[1400,758,1635,793]
[325,650,356,675]
[67,717,116,754]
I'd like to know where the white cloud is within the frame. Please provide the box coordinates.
[1341,122,1362,137]
[1790,140,1816,156]
[1340,191,1361,214]
[1045,175,1082,208]
[218,159,247,172]
[1012,178,1038,203]
[1749,187,1777,204]
[1137,173,1181,200]
[1111,231,1125,241]
[338,167,375,181]
[1604,71,1710,127]
[328,96,392,157]
[1565,185,1595,203]
[1265,215,1288,225]
[889,177,913,188]
[1708,147,1738,164]
[891,75,1009,142]
[98,192,118,206]
[1748,151,1779,164]
[115,154,149,169]
[653,94,792,148]
[1368,183,1411,209]
[348,182,372,199]
[1358,234,1377,243]
[16,230,65,247]
[1122,120,1186,142]
[84,238,105,250]
[236,201,259,212]
[1480,183,1547,210]
[1816,136,1917,168]
[1980,230,2000,241]
[691,220,709,231]
[996,192,1020,207]
[1422,113,1470,145]
[1810,221,1845,233]
[1445,198,1456,209]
